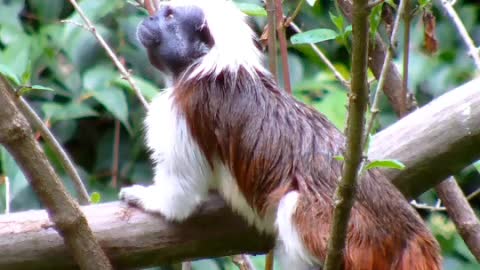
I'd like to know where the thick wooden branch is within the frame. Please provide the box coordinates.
[369,77,480,198]
[0,195,272,270]
[1,78,480,269]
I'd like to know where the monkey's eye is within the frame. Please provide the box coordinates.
[164,6,174,19]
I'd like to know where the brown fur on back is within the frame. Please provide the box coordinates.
[174,67,441,269]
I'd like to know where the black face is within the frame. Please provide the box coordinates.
[137,5,215,76]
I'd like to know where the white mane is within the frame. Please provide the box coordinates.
[166,0,265,78]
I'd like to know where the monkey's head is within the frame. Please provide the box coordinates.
[137,0,264,79]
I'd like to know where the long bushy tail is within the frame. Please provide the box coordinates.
[344,229,442,270]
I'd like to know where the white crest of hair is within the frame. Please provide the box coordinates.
[276,191,318,270]
[168,0,265,79]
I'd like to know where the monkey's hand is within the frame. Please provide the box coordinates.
[119,185,152,209]
[119,184,204,222]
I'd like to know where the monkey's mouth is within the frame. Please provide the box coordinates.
[137,20,161,48]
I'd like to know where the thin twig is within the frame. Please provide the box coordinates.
[367,0,385,9]
[466,187,480,201]
[436,177,480,260]
[410,200,446,211]
[323,0,370,268]
[289,22,350,89]
[274,0,292,93]
[15,96,90,205]
[364,0,409,143]
[402,0,411,117]
[265,0,279,80]
[438,0,480,69]
[111,120,120,188]
[66,0,150,109]
[284,0,305,31]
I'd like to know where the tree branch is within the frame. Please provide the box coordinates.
[0,196,272,270]
[324,0,370,268]
[0,76,113,270]
[337,0,417,116]
[369,77,480,198]
[436,177,480,260]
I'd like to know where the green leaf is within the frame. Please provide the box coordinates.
[385,0,397,8]
[16,86,32,96]
[0,64,20,85]
[313,90,348,130]
[20,60,32,85]
[365,159,406,171]
[90,87,131,131]
[291,29,339,44]
[344,25,352,35]
[90,192,102,204]
[17,85,54,96]
[473,160,480,173]
[329,12,345,32]
[236,3,267,17]
[418,0,431,8]
[31,85,55,92]
[334,155,344,161]
[42,102,98,122]
[369,3,383,40]
[113,76,159,102]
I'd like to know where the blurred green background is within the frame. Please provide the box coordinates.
[0,0,479,269]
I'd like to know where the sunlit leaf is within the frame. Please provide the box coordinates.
[329,12,345,32]
[369,3,383,40]
[113,76,159,102]
[474,160,480,173]
[236,3,267,17]
[90,192,101,204]
[365,159,406,171]
[291,29,339,44]
[31,85,55,92]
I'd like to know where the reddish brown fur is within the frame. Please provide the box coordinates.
[174,66,441,270]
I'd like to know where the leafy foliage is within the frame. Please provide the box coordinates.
[0,0,479,269]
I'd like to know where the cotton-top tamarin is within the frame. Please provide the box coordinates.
[120,1,442,269]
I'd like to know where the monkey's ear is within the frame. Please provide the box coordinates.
[197,21,215,48]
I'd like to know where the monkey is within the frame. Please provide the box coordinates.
[119,0,442,269]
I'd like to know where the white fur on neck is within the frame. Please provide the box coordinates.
[140,88,212,220]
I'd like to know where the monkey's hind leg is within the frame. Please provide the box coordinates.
[275,191,319,270]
